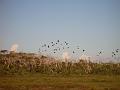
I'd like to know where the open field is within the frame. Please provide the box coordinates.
[0,53,120,90]
[0,74,120,90]
[1,0,120,90]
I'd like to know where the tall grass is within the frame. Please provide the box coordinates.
[0,52,120,75]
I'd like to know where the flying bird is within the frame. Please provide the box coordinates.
[99,51,102,54]
[48,45,49,48]
[116,49,119,53]
[97,51,102,56]
[54,49,57,51]
[112,52,115,54]
[58,48,60,51]
[65,41,69,45]
[51,42,53,44]
[57,40,59,43]
[44,44,46,47]
[73,51,75,54]
[52,44,55,46]
[112,55,114,57]
[83,50,85,52]
[38,48,41,52]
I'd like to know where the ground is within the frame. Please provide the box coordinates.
[0,74,120,90]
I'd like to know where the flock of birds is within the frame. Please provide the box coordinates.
[0,40,119,60]
[0,39,119,61]
[38,40,85,55]
[112,49,119,58]
[38,40,119,59]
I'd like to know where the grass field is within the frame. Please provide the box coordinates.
[0,74,120,90]
[0,53,120,90]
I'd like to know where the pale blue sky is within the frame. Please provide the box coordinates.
[0,0,120,58]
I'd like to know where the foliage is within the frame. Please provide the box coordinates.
[0,53,120,75]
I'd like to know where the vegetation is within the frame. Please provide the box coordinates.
[0,52,120,90]
[0,74,120,90]
[0,52,120,75]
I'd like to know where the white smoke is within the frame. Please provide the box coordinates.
[10,44,19,52]
[79,54,93,62]
[62,52,70,62]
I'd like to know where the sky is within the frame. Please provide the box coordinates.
[0,0,120,59]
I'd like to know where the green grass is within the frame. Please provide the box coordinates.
[0,74,120,90]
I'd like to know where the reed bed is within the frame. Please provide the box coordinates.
[0,52,120,75]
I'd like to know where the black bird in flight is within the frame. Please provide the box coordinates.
[83,50,85,52]
[116,49,119,53]
[99,51,102,54]
[38,48,41,52]
[97,51,102,56]
[65,41,69,45]
[52,44,55,46]
[73,51,75,54]
[44,44,46,47]
[57,40,59,43]
[48,45,49,48]
[112,52,115,54]
[112,55,114,57]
